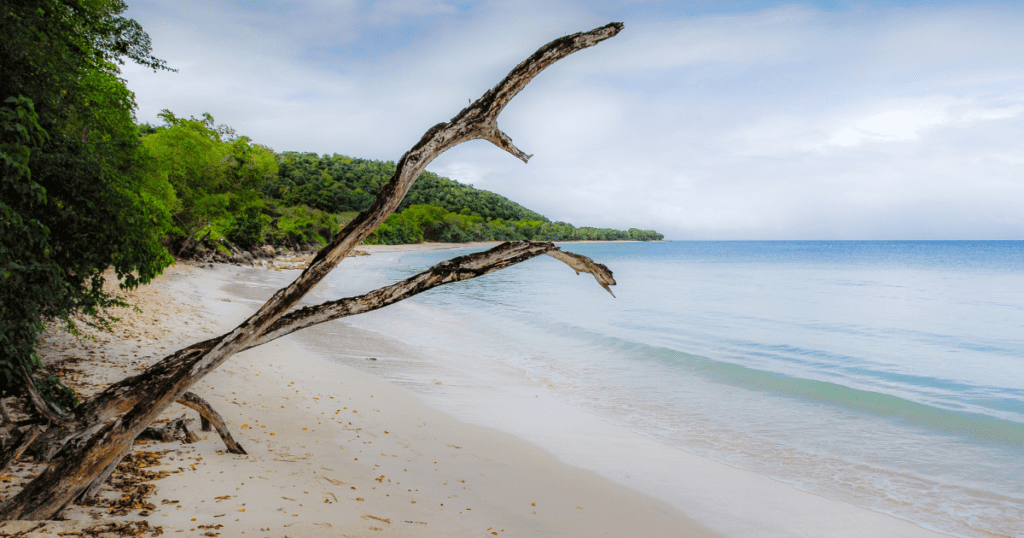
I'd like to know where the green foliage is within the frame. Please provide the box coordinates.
[365,204,663,245]
[1,0,173,407]
[400,171,548,222]
[224,206,269,250]
[1,97,58,397]
[266,152,547,221]
[363,212,424,245]
[141,111,278,241]
[263,204,340,248]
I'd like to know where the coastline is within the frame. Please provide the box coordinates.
[5,245,953,537]
[355,240,647,255]
[6,260,716,537]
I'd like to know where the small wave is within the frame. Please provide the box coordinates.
[522,319,1024,447]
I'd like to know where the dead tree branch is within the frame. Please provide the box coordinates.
[256,241,615,345]
[0,22,623,520]
[68,241,612,428]
[175,392,246,455]
[0,428,39,475]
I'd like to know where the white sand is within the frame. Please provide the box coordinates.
[4,261,716,537]
[3,247,952,537]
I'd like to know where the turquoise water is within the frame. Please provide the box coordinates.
[312,241,1024,537]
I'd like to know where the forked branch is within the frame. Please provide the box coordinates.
[72,241,613,427]
[0,23,624,520]
[256,241,615,345]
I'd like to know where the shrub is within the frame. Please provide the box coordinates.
[265,205,340,248]
[225,207,268,249]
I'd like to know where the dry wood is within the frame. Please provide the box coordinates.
[16,363,75,428]
[0,399,12,427]
[0,22,623,520]
[176,392,245,454]
[0,428,38,475]
[137,415,196,444]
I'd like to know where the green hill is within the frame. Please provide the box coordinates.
[254,151,663,246]
[264,152,548,222]
[135,115,662,253]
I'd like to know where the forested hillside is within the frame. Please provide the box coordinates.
[253,151,663,247]
[130,116,662,257]
[266,152,548,222]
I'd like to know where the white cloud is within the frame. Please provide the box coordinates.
[818,96,1024,148]
[122,0,1024,239]
[826,105,951,146]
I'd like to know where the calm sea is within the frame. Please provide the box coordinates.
[287,241,1024,537]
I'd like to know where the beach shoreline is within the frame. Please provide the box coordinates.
[4,259,717,537]
[3,246,953,537]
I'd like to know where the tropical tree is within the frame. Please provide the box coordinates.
[1,0,175,413]
[141,111,278,253]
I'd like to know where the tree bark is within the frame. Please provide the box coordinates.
[176,392,245,454]
[0,428,38,475]
[70,241,612,431]
[0,399,13,427]
[0,22,623,520]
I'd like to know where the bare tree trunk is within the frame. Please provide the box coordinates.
[0,22,623,520]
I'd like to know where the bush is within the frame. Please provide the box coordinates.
[225,207,268,250]
[365,213,423,245]
[265,205,340,248]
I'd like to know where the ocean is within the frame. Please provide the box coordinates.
[278,241,1024,537]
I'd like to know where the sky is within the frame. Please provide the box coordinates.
[122,0,1024,240]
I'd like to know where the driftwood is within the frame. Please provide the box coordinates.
[0,399,12,427]
[175,392,245,455]
[137,415,198,444]
[0,22,624,520]
[0,428,38,475]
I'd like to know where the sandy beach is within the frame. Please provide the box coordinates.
[2,248,716,537]
[1,243,951,537]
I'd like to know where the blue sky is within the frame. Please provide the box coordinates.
[123,1,1024,239]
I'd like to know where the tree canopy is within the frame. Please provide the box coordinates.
[1,0,174,408]
[141,110,278,246]
[266,152,549,222]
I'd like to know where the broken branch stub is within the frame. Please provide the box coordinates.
[545,250,617,297]
[0,23,623,520]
